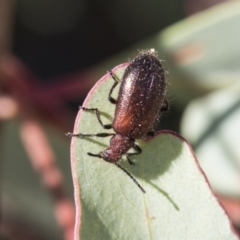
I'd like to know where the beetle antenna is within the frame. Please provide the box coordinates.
[115,163,146,193]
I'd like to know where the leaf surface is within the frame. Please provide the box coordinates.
[70,64,238,240]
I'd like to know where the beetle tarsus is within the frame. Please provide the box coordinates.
[160,98,169,112]
[87,152,102,158]
[126,144,142,165]
[67,132,114,138]
[146,131,155,137]
[79,107,112,129]
[127,157,135,165]
[108,70,119,104]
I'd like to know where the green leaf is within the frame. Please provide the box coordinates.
[181,82,240,198]
[70,64,238,240]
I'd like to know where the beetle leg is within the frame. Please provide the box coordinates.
[87,152,102,158]
[160,98,169,112]
[79,107,112,129]
[146,131,155,136]
[66,132,115,138]
[126,144,142,165]
[107,70,120,104]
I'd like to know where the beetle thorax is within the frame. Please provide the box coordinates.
[100,134,135,163]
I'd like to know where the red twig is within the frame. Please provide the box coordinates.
[0,54,92,239]
[20,119,75,240]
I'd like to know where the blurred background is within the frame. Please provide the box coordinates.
[0,0,240,239]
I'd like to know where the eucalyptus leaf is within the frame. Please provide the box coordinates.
[70,64,238,240]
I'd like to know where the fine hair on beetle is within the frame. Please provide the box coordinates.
[68,49,168,193]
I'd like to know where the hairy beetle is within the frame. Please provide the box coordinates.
[68,49,168,193]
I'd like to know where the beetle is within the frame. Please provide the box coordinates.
[68,49,168,193]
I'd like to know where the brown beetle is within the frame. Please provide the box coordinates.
[68,49,168,193]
